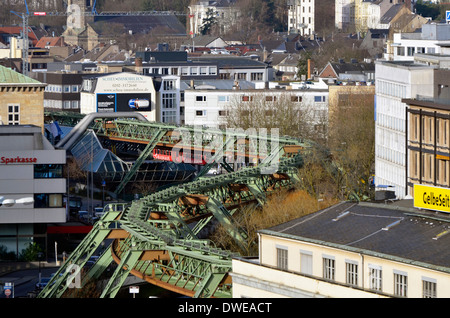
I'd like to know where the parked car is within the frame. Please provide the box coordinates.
[94,207,105,218]
[36,277,51,290]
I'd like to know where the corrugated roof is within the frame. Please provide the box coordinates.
[262,201,450,271]
[0,65,42,85]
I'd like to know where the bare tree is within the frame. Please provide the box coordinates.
[327,87,375,200]
[225,91,326,143]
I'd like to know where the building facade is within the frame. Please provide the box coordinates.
[188,0,239,37]
[80,72,157,122]
[0,125,66,256]
[183,80,329,142]
[404,68,450,195]
[287,0,315,36]
[374,60,434,198]
[232,201,450,298]
[0,65,46,131]
[37,72,83,111]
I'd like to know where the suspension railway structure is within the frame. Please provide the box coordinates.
[38,112,312,298]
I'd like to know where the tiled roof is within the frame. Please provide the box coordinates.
[0,65,42,85]
[0,26,39,45]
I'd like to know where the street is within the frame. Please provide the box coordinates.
[0,266,59,298]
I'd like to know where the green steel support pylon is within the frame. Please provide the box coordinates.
[100,249,142,298]
[194,272,228,298]
[37,204,124,298]
[206,197,248,251]
[115,129,167,195]
[84,244,115,281]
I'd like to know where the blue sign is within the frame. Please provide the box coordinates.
[447,10,450,22]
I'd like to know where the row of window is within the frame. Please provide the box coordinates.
[195,110,228,117]
[410,114,450,147]
[410,152,450,187]
[396,46,435,57]
[45,84,80,93]
[143,66,218,77]
[44,99,79,109]
[34,164,64,179]
[276,247,437,297]
[194,95,325,103]
[34,193,63,209]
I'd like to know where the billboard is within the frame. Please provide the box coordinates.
[414,184,450,213]
[96,93,152,112]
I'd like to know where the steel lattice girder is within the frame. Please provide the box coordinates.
[40,119,309,298]
[37,203,126,298]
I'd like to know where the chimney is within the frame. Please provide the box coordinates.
[135,57,143,74]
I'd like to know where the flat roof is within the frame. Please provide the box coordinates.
[260,201,450,272]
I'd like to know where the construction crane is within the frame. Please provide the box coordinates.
[10,1,30,76]
[11,0,186,76]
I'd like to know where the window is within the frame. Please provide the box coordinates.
[346,261,358,286]
[196,110,206,116]
[218,110,228,116]
[422,278,437,298]
[397,46,405,56]
[8,104,20,125]
[323,256,335,281]
[163,80,175,91]
[34,193,63,208]
[394,271,407,297]
[196,95,206,102]
[162,93,176,109]
[314,96,325,102]
[291,96,302,102]
[209,67,217,75]
[276,247,288,270]
[72,85,79,92]
[369,265,382,291]
[300,251,312,275]
[218,95,230,102]
[251,72,263,81]
[34,164,63,178]
[72,100,79,109]
[162,110,176,124]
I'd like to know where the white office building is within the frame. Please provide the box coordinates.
[374,60,434,198]
[388,24,450,61]
[287,0,315,36]
[0,125,66,255]
[183,80,329,141]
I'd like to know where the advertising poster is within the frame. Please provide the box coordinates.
[97,93,152,112]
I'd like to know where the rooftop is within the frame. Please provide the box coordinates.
[0,65,43,85]
[261,201,450,272]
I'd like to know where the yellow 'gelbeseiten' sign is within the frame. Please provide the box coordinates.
[414,184,450,213]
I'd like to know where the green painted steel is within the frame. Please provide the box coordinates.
[114,129,168,195]
[39,116,310,298]
[37,203,126,298]
[100,249,143,298]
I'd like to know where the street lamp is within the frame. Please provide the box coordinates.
[37,252,44,285]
